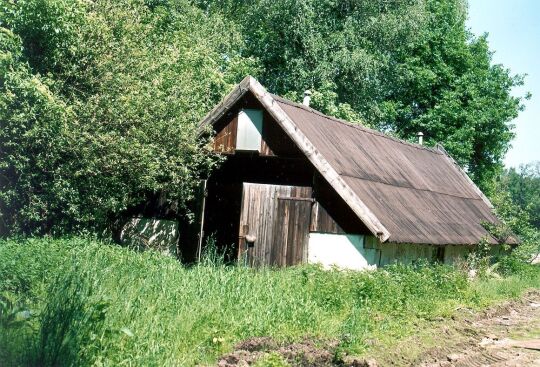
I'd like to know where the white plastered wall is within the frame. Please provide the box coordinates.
[308,233,378,270]
[444,245,472,264]
[377,241,473,266]
[308,233,488,270]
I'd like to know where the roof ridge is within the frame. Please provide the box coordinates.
[271,94,442,155]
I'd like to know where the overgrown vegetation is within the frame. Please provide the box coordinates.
[489,162,540,262]
[198,0,528,189]
[0,0,529,236]
[497,162,540,232]
[0,237,539,366]
[0,0,254,235]
[0,0,540,365]
[0,1,537,364]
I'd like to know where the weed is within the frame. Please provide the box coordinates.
[0,237,538,366]
[254,352,291,367]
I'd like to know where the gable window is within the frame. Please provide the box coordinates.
[236,109,263,152]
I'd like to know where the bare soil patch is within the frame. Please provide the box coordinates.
[217,337,343,367]
[217,291,540,366]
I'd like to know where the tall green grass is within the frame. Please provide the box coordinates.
[0,237,539,366]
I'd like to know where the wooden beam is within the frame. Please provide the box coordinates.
[277,197,316,202]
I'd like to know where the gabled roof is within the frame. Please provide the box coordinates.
[200,76,513,245]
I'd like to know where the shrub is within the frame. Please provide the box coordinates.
[1,0,257,236]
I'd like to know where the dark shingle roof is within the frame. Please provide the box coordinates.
[275,97,507,245]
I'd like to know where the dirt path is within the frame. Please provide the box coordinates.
[414,290,540,367]
[217,291,540,367]
[372,290,540,367]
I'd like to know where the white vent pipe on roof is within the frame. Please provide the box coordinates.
[417,132,424,145]
[303,90,312,107]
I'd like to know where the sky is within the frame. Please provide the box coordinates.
[467,0,540,168]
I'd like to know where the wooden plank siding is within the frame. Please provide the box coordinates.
[212,96,301,157]
[259,111,274,156]
[213,114,237,153]
[277,197,312,265]
[238,183,312,267]
[310,202,345,234]
[311,174,371,235]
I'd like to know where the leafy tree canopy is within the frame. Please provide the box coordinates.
[0,0,529,236]
[500,162,540,230]
[489,162,540,260]
[1,0,257,235]
[197,0,528,190]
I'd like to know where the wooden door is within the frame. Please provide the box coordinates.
[238,183,313,267]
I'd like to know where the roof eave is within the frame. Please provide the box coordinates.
[198,75,255,133]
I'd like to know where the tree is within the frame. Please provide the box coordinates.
[0,0,530,236]
[1,0,258,236]
[197,0,527,190]
[0,28,73,234]
[388,1,525,189]
[501,162,540,229]
[489,165,540,261]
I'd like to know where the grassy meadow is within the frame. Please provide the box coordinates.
[0,237,539,366]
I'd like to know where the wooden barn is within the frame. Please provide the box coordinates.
[191,76,516,269]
